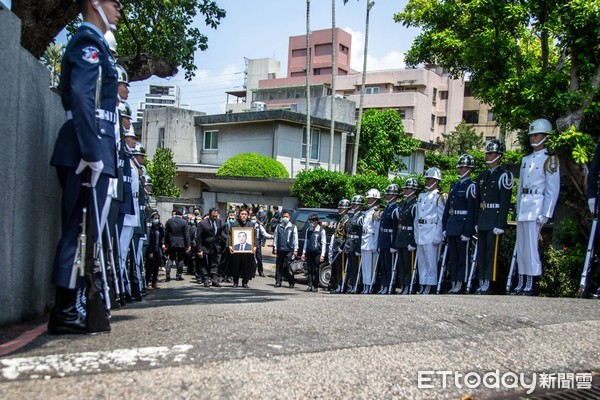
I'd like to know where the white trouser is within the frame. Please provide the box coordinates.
[119,225,134,270]
[361,250,377,285]
[516,221,542,276]
[416,243,439,285]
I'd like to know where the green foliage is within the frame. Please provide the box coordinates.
[66,1,226,81]
[547,125,595,164]
[146,148,180,197]
[349,173,391,197]
[216,153,289,178]
[290,168,353,208]
[436,122,484,156]
[357,109,421,175]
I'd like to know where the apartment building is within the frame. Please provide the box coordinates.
[137,84,190,121]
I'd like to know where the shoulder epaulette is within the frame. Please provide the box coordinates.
[499,171,514,189]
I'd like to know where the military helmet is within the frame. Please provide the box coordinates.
[130,142,146,156]
[456,154,475,169]
[424,167,442,181]
[118,101,133,119]
[365,188,381,199]
[104,31,118,57]
[528,118,552,135]
[403,178,419,190]
[485,139,506,154]
[116,64,129,86]
[338,199,351,209]
[385,184,400,195]
[351,195,364,205]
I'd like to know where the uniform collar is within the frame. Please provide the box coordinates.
[81,22,109,47]
[459,177,469,183]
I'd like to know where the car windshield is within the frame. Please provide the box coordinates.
[293,210,340,236]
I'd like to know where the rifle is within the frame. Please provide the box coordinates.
[388,251,399,293]
[409,255,418,294]
[91,185,111,313]
[436,241,448,294]
[578,218,597,298]
[69,207,87,288]
[466,237,478,293]
[352,255,362,294]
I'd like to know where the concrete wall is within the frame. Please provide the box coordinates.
[0,7,64,325]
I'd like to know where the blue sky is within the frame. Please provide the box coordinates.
[3,0,420,116]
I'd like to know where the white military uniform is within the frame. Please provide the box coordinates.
[516,149,560,276]
[414,188,446,286]
[361,205,380,286]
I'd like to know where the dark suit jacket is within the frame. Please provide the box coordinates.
[146,225,164,254]
[164,216,190,248]
[196,217,227,254]
[234,243,251,251]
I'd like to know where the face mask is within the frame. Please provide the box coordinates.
[281,217,290,224]
[190,221,195,225]
[194,212,200,216]
[152,219,159,225]
[228,219,235,225]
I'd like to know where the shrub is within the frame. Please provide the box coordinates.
[290,168,353,208]
[216,153,289,178]
[349,172,391,196]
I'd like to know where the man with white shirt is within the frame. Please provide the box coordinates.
[513,118,560,296]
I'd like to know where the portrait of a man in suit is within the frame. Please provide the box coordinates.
[233,230,253,252]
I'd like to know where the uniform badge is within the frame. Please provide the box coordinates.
[82,46,100,64]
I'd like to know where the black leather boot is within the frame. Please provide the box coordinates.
[48,286,86,335]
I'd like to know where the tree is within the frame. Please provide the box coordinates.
[146,148,180,197]
[291,168,353,208]
[395,0,600,235]
[13,0,226,82]
[216,153,289,178]
[436,122,484,156]
[357,109,421,176]
[40,42,65,88]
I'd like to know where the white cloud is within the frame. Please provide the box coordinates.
[344,26,406,72]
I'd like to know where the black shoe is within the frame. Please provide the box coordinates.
[242,283,249,288]
[165,274,171,282]
[313,287,318,292]
[212,281,221,287]
[305,286,313,292]
[259,272,266,277]
[203,280,211,287]
[288,283,295,288]
[48,289,87,335]
[510,288,523,295]
[592,288,600,299]
[233,282,239,288]
[521,290,535,296]
[175,276,184,281]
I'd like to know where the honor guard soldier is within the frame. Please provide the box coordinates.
[329,199,350,293]
[414,168,446,295]
[476,140,513,294]
[514,118,560,295]
[48,0,122,335]
[442,154,477,294]
[377,184,400,294]
[393,179,419,294]
[344,195,364,293]
[361,189,381,294]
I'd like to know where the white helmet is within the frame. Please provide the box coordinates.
[528,118,552,135]
[424,167,442,181]
[365,188,381,199]
[118,102,133,119]
[104,31,118,57]
[116,64,129,86]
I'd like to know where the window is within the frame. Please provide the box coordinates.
[432,88,438,105]
[440,90,448,100]
[431,114,436,130]
[365,86,379,94]
[463,110,479,124]
[339,44,349,54]
[203,130,218,150]
[486,136,496,142]
[396,109,406,119]
[292,49,307,58]
[302,127,320,160]
[438,116,447,125]
[464,82,474,97]
[314,68,321,75]
[157,128,165,149]
[487,111,495,122]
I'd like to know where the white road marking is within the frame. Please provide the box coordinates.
[1,345,194,381]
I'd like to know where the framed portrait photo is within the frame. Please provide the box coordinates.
[231,226,254,253]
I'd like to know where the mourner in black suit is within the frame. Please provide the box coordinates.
[196,208,227,287]
[164,208,190,281]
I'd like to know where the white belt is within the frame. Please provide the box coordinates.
[400,226,413,231]
[480,202,500,209]
[349,235,360,239]
[381,228,394,233]
[449,210,468,215]
[66,109,117,124]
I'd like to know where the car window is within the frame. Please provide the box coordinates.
[293,210,310,233]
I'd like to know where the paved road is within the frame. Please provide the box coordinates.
[1,255,599,399]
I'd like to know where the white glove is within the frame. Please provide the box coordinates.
[475,225,478,233]
[442,230,447,239]
[355,252,361,257]
[589,198,596,214]
[537,215,549,225]
[493,227,505,235]
[460,235,470,242]
[433,238,442,245]
[390,248,398,253]
[407,244,416,252]
[75,159,104,187]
